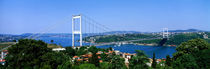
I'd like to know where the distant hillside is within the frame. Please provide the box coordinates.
[104,31,141,35]
[168,29,207,32]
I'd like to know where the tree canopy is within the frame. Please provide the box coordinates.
[129,50,149,69]
[2,38,210,69]
[172,38,210,69]
[4,39,71,69]
[5,39,51,69]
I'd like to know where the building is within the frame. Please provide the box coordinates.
[203,34,208,39]
[120,53,136,63]
[52,48,66,51]
[0,50,8,65]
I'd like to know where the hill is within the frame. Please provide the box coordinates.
[168,29,207,32]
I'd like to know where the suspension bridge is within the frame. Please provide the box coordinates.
[26,14,169,47]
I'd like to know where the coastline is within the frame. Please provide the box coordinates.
[134,43,177,47]
[94,42,177,47]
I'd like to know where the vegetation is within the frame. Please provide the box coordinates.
[50,40,54,44]
[47,44,62,48]
[85,32,209,46]
[0,39,129,69]
[134,38,210,69]
[165,55,172,67]
[133,39,161,44]
[165,33,203,45]
[84,34,159,43]
[134,33,208,46]
[88,46,100,67]
[78,63,97,69]
[0,42,15,50]
[129,50,149,69]
[171,38,210,69]
[152,53,157,68]
[204,39,210,43]
[4,39,51,68]
[63,47,76,57]
[1,38,210,69]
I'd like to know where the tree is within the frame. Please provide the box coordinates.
[195,49,210,68]
[99,62,110,69]
[173,38,209,59]
[78,63,97,69]
[12,40,16,42]
[173,54,198,69]
[50,40,54,44]
[89,52,100,67]
[0,64,5,69]
[108,47,113,51]
[40,65,52,69]
[100,53,109,62]
[88,46,98,54]
[129,56,149,69]
[40,52,70,68]
[110,55,127,69]
[152,53,157,68]
[165,33,203,45]
[172,38,210,69]
[129,50,149,69]
[76,46,88,56]
[5,39,51,69]
[63,47,76,57]
[88,46,100,67]
[165,55,171,66]
[57,60,72,69]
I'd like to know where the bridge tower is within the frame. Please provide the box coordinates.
[162,28,169,39]
[72,15,82,48]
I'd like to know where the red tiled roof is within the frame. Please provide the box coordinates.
[0,59,5,62]
[96,53,101,55]
[99,60,103,63]
[77,59,83,61]
[109,51,113,53]
[98,56,101,59]
[88,54,92,57]
[73,56,78,58]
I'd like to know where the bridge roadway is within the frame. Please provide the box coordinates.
[93,38,162,46]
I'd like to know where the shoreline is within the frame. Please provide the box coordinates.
[94,42,177,47]
[133,43,177,47]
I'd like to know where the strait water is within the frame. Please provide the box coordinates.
[37,37,176,59]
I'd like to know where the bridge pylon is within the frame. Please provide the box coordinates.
[162,28,169,39]
[72,14,82,48]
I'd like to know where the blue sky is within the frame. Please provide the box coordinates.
[0,0,209,34]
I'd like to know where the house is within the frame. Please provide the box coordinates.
[203,34,208,39]
[73,56,80,61]
[121,53,136,63]
[0,50,8,65]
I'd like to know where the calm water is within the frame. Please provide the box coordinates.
[37,37,176,59]
[97,45,176,59]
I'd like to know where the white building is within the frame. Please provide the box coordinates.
[203,34,208,39]
[52,48,66,51]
